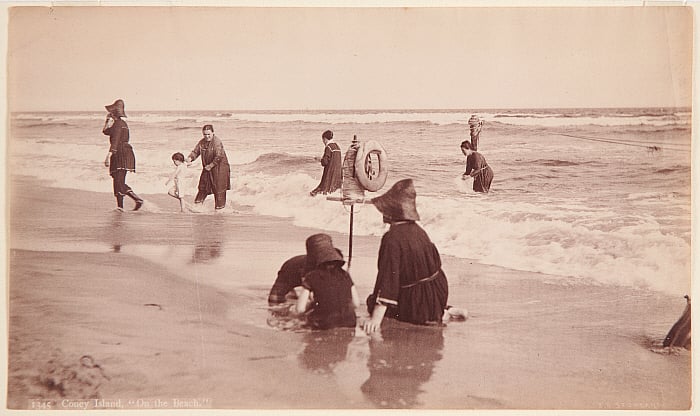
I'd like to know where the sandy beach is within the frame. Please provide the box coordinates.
[4,4,694,414]
[5,176,691,411]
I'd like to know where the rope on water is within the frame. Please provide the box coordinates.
[554,132,690,152]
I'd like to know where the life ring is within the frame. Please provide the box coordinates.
[354,140,388,192]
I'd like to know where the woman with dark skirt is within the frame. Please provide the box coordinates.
[310,130,342,196]
[362,179,452,334]
[186,124,231,210]
[102,99,143,211]
[461,140,493,193]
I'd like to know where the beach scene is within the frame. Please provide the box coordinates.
[4,5,694,413]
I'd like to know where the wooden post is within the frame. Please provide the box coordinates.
[329,134,374,270]
[348,204,354,269]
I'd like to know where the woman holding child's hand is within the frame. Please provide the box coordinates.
[186,124,231,211]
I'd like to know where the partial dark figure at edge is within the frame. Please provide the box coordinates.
[663,295,691,349]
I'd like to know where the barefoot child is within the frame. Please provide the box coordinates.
[165,152,188,212]
[296,234,359,330]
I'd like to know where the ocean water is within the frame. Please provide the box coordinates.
[9,108,692,295]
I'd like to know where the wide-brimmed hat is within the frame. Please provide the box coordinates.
[371,179,420,222]
[305,233,344,268]
[105,99,127,118]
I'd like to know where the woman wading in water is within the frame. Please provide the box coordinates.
[102,99,143,211]
[461,140,493,193]
[186,124,231,211]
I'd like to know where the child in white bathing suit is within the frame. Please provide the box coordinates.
[165,152,188,212]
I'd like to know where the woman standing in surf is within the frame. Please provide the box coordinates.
[102,99,143,211]
[310,130,342,196]
[186,124,231,211]
[461,140,493,193]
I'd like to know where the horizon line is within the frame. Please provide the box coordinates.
[10,105,693,113]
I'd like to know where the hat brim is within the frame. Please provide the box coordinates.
[105,104,127,118]
[371,194,420,222]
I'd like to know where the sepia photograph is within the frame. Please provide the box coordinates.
[3,2,694,412]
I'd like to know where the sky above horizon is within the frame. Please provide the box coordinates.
[6,5,694,111]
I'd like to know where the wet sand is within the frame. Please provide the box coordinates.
[6,177,692,410]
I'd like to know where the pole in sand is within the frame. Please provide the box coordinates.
[327,135,388,269]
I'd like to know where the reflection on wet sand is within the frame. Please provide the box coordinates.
[361,323,445,408]
[298,328,355,374]
[107,211,127,253]
[296,321,445,408]
[191,215,225,263]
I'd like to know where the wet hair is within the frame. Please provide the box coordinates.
[202,124,214,133]
[460,140,473,151]
[322,130,333,140]
[172,152,185,162]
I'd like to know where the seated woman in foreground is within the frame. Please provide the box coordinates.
[296,234,360,330]
[363,179,465,334]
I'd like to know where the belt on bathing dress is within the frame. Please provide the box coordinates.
[401,269,441,289]
[471,164,490,175]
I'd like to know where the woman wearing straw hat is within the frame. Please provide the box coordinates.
[460,140,493,193]
[102,99,143,211]
[296,233,359,330]
[363,179,450,333]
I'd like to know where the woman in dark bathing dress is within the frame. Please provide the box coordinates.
[296,233,359,330]
[362,179,450,334]
[102,99,143,211]
[461,140,493,193]
[310,130,342,196]
[186,124,231,210]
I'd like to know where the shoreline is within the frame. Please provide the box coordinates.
[6,176,692,410]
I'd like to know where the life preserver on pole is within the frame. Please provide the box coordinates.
[354,140,388,192]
